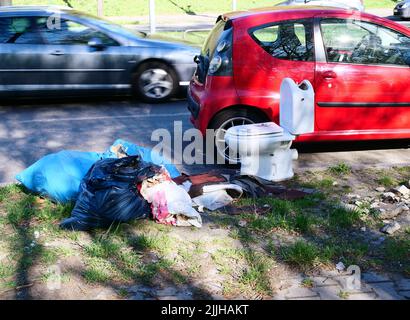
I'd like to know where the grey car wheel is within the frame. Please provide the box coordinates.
[210,109,268,165]
[133,62,178,103]
[215,117,256,164]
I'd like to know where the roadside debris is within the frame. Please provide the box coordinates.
[60,156,153,231]
[380,222,401,235]
[231,175,308,200]
[336,262,346,272]
[393,185,410,197]
[191,184,243,211]
[16,141,315,232]
[16,139,180,204]
[140,167,202,228]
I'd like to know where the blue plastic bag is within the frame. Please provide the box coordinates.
[16,139,181,204]
[16,151,102,203]
[102,139,180,179]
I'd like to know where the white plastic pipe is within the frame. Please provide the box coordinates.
[149,0,156,34]
[232,0,237,11]
[97,0,104,17]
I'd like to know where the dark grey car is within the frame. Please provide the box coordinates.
[0,6,199,102]
[395,1,410,20]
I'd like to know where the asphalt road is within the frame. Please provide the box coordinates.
[1,97,410,186]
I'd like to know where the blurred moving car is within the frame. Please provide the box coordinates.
[394,1,410,20]
[0,6,199,102]
[189,6,410,161]
[276,0,365,11]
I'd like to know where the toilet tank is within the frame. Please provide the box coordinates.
[279,78,315,136]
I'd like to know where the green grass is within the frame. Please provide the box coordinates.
[239,251,272,296]
[338,290,350,299]
[377,175,397,188]
[329,206,362,229]
[239,196,320,234]
[385,237,410,264]
[83,262,112,283]
[129,233,174,256]
[0,262,14,280]
[280,241,325,271]
[301,278,314,288]
[11,0,399,17]
[328,163,352,176]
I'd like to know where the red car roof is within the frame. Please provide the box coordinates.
[220,5,410,36]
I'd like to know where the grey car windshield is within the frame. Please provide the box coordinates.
[69,11,146,38]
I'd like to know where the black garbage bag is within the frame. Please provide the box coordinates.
[60,156,161,231]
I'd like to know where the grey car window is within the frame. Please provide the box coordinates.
[321,18,410,66]
[35,17,119,46]
[251,20,314,62]
[0,17,44,44]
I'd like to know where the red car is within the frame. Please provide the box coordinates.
[188,6,410,160]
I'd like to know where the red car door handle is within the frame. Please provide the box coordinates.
[321,71,337,79]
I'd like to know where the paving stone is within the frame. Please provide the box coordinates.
[312,285,344,300]
[370,282,404,300]
[272,292,287,300]
[337,278,374,293]
[311,276,340,287]
[128,285,154,294]
[284,287,319,299]
[398,291,410,299]
[176,292,194,300]
[288,295,321,300]
[362,272,391,283]
[130,293,145,300]
[157,296,179,300]
[157,287,178,297]
[347,292,378,300]
[397,278,410,291]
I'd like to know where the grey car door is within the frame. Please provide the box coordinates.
[33,16,132,91]
[0,16,48,93]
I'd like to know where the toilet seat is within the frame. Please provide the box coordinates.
[226,122,284,137]
[225,122,296,143]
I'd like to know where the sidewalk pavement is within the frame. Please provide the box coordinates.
[274,270,410,300]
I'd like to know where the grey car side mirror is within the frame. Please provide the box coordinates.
[88,38,105,50]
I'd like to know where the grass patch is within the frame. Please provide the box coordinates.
[377,175,397,188]
[239,251,272,296]
[130,233,174,256]
[338,290,350,300]
[301,278,314,288]
[83,264,112,284]
[137,258,179,285]
[241,196,320,234]
[329,207,362,229]
[328,163,351,176]
[280,241,330,271]
[385,237,410,265]
[0,262,14,280]
[0,185,23,203]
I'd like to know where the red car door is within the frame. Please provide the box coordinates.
[314,16,410,139]
[234,18,316,123]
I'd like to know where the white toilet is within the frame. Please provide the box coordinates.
[225,78,315,182]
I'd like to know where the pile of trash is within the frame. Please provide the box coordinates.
[16,139,309,232]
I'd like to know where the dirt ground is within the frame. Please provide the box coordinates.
[1,164,410,300]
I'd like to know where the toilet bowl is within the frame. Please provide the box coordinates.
[225,78,314,182]
[225,122,298,181]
